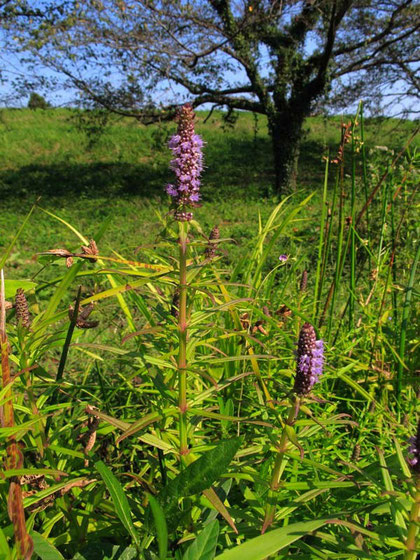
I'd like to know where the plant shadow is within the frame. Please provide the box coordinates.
[0,136,327,201]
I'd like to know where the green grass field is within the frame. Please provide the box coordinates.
[0,108,418,279]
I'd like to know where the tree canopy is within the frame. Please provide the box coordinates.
[2,0,419,191]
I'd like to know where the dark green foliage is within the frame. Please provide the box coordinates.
[28,92,50,110]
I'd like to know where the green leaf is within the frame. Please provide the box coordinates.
[72,543,137,560]
[0,527,9,560]
[150,438,242,531]
[183,520,220,560]
[4,279,37,299]
[147,493,168,560]
[32,532,65,560]
[215,518,327,560]
[95,461,140,548]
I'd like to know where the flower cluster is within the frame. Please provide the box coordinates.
[407,420,420,474]
[166,103,204,221]
[293,322,324,395]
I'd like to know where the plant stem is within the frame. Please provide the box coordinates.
[405,475,420,559]
[261,397,300,534]
[349,118,357,329]
[360,103,371,273]
[178,222,189,457]
[313,155,329,322]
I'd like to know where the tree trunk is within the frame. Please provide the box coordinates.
[268,110,306,196]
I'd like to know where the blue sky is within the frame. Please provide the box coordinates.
[0,5,418,119]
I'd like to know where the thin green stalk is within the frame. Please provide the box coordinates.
[325,171,346,338]
[318,170,339,323]
[313,156,329,321]
[368,179,390,368]
[178,222,189,457]
[390,188,398,340]
[45,286,82,437]
[405,476,420,560]
[349,119,357,328]
[360,103,371,273]
[261,398,300,534]
[397,243,420,406]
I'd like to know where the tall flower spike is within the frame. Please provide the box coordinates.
[294,322,324,395]
[407,420,420,474]
[166,103,203,221]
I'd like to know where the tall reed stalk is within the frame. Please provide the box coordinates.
[349,117,357,328]
[313,157,329,322]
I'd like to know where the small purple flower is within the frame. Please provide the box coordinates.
[407,420,420,474]
[293,323,324,395]
[279,254,288,262]
[165,103,204,222]
[166,184,178,197]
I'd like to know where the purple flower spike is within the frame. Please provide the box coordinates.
[279,254,288,262]
[293,323,324,395]
[166,103,204,222]
[407,420,420,474]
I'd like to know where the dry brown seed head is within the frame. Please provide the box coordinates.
[15,289,31,329]
[69,302,99,329]
[205,225,220,259]
[81,239,99,263]
[352,444,361,462]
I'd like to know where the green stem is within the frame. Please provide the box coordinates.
[405,476,420,560]
[178,222,189,457]
[313,156,329,321]
[261,398,300,534]
[360,103,371,273]
[349,119,357,328]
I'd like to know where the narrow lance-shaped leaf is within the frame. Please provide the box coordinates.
[147,438,242,531]
[183,520,220,560]
[95,461,140,549]
[215,518,327,560]
[147,493,168,560]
